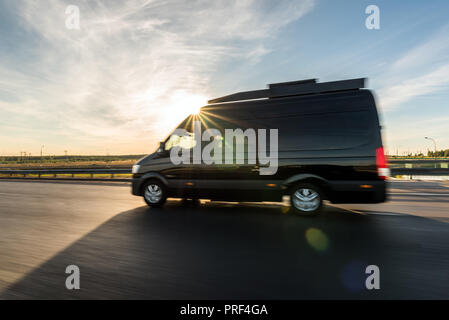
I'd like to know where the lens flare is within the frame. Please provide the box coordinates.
[305,228,329,252]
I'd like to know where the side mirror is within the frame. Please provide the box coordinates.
[157,142,165,153]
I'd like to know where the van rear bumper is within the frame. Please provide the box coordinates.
[327,180,387,203]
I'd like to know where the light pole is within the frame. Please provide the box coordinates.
[425,137,437,167]
[40,145,45,163]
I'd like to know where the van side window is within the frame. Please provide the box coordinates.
[199,114,256,163]
[259,110,371,151]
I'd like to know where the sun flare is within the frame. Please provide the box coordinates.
[156,91,208,133]
[177,93,206,115]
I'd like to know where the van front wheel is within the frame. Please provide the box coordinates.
[143,180,167,207]
[290,183,323,216]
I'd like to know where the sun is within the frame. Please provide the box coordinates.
[157,91,208,132]
[176,92,207,115]
[168,92,207,119]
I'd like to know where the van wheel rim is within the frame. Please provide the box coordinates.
[144,184,163,203]
[293,188,320,212]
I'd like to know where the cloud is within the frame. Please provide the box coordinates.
[390,25,449,73]
[379,63,449,110]
[0,0,315,154]
[377,24,449,111]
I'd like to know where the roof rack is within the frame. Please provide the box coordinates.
[207,78,366,104]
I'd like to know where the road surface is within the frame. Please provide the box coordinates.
[0,180,448,299]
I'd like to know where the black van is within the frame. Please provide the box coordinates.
[131,78,388,215]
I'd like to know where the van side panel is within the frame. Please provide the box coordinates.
[133,89,387,204]
[199,90,386,203]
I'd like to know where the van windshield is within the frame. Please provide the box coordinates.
[162,115,197,152]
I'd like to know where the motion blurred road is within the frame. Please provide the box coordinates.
[0,180,448,299]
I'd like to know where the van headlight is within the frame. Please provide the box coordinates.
[132,165,141,174]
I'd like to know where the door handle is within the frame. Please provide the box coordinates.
[251,166,260,172]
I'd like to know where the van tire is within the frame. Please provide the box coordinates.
[290,183,323,216]
[142,179,167,207]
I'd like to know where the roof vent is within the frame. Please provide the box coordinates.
[208,78,366,104]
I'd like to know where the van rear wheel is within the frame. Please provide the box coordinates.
[143,180,167,207]
[290,183,323,216]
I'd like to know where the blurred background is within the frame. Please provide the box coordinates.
[0,0,448,158]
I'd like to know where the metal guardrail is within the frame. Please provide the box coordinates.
[0,169,132,181]
[389,160,449,175]
[390,160,448,164]
[0,163,449,181]
[391,169,449,176]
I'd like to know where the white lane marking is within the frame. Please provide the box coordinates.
[365,212,405,216]
[330,204,405,216]
[390,192,449,196]
[338,207,366,216]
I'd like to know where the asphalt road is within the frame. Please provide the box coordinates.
[0,180,448,299]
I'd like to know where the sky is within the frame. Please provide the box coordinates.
[0,0,448,156]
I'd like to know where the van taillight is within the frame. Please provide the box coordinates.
[376,147,390,180]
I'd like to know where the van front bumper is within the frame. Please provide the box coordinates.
[131,176,144,196]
